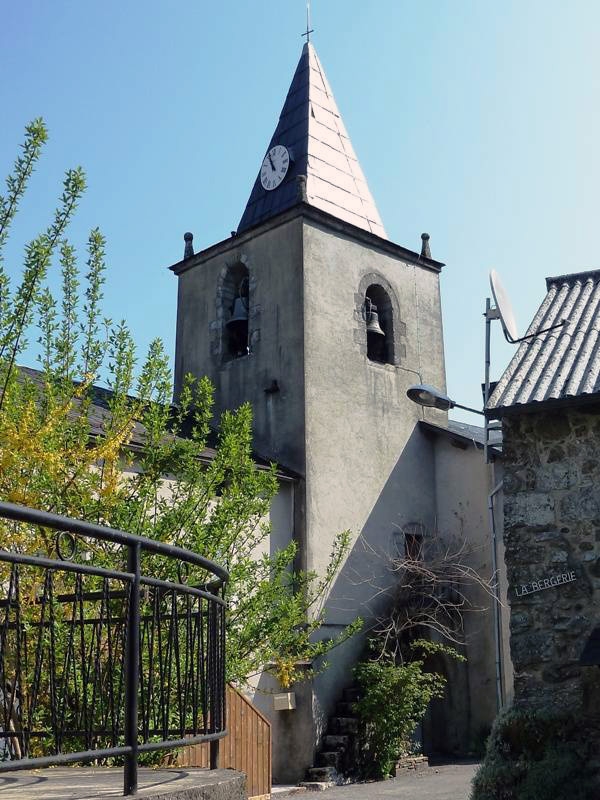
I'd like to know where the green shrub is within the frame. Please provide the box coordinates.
[471,707,599,800]
[353,640,463,780]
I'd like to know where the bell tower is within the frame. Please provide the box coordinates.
[170,40,447,781]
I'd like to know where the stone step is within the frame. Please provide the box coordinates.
[395,755,429,777]
[329,716,358,735]
[299,781,336,792]
[342,686,360,703]
[317,751,341,768]
[323,734,350,751]
[335,701,356,717]
[306,766,338,782]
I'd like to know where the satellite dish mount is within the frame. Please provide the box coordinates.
[484,270,566,460]
[488,270,565,345]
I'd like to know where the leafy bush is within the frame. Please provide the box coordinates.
[353,640,463,779]
[471,707,599,800]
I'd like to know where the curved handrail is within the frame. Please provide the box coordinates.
[0,502,228,797]
[0,501,229,582]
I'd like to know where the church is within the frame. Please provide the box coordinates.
[168,40,511,783]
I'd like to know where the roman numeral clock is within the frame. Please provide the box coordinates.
[260,145,291,191]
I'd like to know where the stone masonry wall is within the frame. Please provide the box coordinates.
[503,407,600,714]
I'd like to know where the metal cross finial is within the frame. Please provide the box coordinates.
[302,0,314,42]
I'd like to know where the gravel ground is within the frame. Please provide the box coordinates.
[277,762,479,800]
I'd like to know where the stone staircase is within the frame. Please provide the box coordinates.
[300,687,360,790]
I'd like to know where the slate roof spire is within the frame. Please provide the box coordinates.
[237,42,387,239]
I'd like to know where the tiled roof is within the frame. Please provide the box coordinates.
[16,367,294,477]
[237,42,386,238]
[420,419,502,450]
[487,269,600,414]
[448,419,502,447]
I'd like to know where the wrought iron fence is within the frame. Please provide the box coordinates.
[0,501,228,796]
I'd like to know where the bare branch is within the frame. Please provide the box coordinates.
[351,525,499,661]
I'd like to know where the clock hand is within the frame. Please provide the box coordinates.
[268,154,276,171]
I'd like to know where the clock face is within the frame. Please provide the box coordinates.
[260,145,290,191]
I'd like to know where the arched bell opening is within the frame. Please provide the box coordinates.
[223,264,250,361]
[365,284,394,364]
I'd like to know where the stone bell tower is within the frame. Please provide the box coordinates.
[170,40,448,781]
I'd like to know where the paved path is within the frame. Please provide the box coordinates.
[0,767,243,799]
[280,762,478,800]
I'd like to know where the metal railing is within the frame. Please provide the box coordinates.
[0,501,228,796]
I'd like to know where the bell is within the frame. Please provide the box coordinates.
[366,304,385,337]
[227,297,249,327]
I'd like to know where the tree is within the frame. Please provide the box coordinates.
[359,524,497,662]
[0,119,361,693]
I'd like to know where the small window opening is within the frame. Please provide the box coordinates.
[365,284,394,364]
[404,532,424,561]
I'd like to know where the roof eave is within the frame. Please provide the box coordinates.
[419,419,502,458]
[169,202,444,276]
[486,392,600,419]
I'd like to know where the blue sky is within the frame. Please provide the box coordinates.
[2,1,599,420]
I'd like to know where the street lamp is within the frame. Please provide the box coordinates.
[406,384,484,416]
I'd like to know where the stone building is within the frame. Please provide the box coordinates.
[169,41,510,782]
[487,269,600,715]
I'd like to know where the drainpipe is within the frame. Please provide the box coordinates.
[488,477,504,712]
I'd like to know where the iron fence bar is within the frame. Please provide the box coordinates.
[0,612,208,629]
[137,729,227,754]
[0,587,220,607]
[124,542,141,797]
[0,746,132,771]
[210,739,219,771]
[0,726,224,738]
[0,550,133,581]
[207,600,219,771]
[0,501,229,581]
[140,575,227,606]
[218,603,226,744]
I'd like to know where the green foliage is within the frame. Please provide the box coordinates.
[471,707,599,800]
[353,640,463,780]
[467,724,491,759]
[0,120,361,701]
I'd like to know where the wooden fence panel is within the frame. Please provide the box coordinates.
[177,684,271,799]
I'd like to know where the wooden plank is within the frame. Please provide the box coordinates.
[177,684,271,797]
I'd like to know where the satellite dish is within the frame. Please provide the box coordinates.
[490,269,518,343]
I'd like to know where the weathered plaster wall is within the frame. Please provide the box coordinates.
[300,219,448,766]
[433,438,496,748]
[302,219,446,593]
[173,217,306,475]
[503,407,600,713]
[427,437,511,752]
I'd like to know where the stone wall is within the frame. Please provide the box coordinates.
[502,406,600,713]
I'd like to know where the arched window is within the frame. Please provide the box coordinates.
[365,284,394,364]
[223,264,249,361]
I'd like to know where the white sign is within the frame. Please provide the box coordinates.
[515,571,576,598]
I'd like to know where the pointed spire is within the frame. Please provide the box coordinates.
[237,43,386,239]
